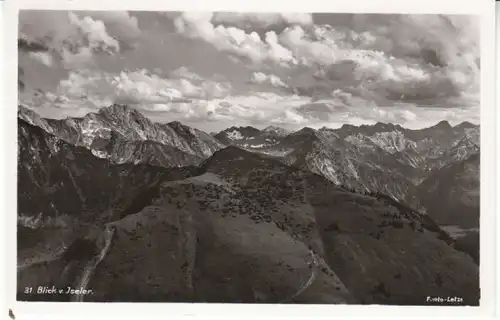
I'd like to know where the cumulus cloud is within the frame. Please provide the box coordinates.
[164,12,312,29]
[20,12,479,131]
[212,12,313,29]
[288,89,480,130]
[171,12,296,66]
[169,12,478,110]
[305,15,479,106]
[149,92,478,131]
[279,25,338,66]
[22,68,233,113]
[250,72,288,88]
[168,66,204,81]
[24,67,479,132]
[66,12,120,54]
[77,11,141,51]
[47,12,121,66]
[28,52,54,66]
[18,10,141,66]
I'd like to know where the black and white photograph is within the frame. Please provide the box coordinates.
[13,8,486,308]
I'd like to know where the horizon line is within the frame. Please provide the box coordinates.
[18,103,481,134]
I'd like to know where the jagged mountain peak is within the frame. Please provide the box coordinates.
[262,125,290,137]
[98,104,131,114]
[454,121,479,131]
[340,123,355,129]
[334,123,406,142]
[263,125,283,131]
[455,121,476,127]
[18,104,35,115]
[339,122,401,132]
[18,104,224,165]
[430,120,452,130]
[215,126,262,142]
[97,104,144,119]
[18,105,39,121]
[167,120,196,134]
[294,127,317,135]
[283,127,319,147]
[285,127,319,146]
[316,127,340,140]
[17,105,55,134]
[226,125,261,134]
[168,120,184,127]
[317,126,331,131]
[372,122,399,130]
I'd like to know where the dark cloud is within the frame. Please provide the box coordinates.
[295,102,336,121]
[18,37,49,53]
[419,48,447,68]
[18,67,25,92]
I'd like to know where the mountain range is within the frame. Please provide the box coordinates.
[19,104,480,228]
[18,105,224,167]
[17,104,480,304]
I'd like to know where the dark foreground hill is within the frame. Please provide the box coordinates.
[17,121,479,305]
[417,153,480,229]
[416,153,480,264]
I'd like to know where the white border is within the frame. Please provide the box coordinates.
[2,0,497,319]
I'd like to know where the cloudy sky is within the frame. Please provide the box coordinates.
[18,11,480,132]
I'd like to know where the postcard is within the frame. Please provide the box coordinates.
[1,0,497,319]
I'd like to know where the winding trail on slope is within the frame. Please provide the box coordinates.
[73,225,116,302]
[280,250,319,303]
[278,176,320,303]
